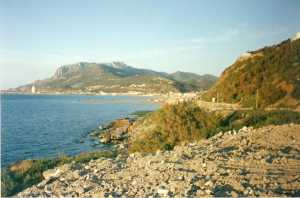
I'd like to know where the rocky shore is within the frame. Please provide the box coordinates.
[18,124,300,197]
[90,118,134,144]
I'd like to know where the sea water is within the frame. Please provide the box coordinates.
[1,94,159,167]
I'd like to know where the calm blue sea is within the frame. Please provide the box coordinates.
[1,94,159,167]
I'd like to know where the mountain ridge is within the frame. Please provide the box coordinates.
[16,62,217,94]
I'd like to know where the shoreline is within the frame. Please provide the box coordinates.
[1,109,151,196]
[2,108,151,168]
[1,93,159,170]
[2,105,300,196]
[0,91,200,105]
[0,91,163,97]
[0,93,160,100]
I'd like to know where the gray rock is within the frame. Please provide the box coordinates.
[42,169,61,180]
[157,188,169,196]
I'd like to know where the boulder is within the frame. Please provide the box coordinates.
[99,132,111,143]
[43,169,61,180]
[99,118,133,144]
[157,188,169,196]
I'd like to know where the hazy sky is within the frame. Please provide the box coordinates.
[0,0,299,89]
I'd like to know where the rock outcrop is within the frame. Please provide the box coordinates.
[91,118,133,144]
[18,124,300,197]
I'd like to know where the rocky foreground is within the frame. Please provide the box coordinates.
[18,124,300,197]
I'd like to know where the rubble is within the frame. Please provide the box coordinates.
[18,124,300,197]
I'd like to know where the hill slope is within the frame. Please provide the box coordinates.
[17,62,216,94]
[168,71,217,91]
[203,35,300,108]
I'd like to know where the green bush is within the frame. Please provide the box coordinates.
[243,110,300,127]
[129,102,219,153]
[129,103,300,154]
[240,95,256,108]
[218,110,300,131]
[130,110,153,117]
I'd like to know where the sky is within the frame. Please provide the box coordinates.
[0,0,300,89]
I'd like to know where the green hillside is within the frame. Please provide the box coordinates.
[168,71,217,91]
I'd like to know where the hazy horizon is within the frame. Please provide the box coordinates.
[1,0,300,89]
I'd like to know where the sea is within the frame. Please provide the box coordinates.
[1,94,159,167]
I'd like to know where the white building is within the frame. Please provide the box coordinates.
[212,97,216,103]
[31,85,36,93]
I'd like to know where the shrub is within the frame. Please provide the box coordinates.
[129,104,300,154]
[130,110,153,117]
[129,102,219,153]
[218,110,300,131]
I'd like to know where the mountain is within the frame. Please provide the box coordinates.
[203,33,300,108]
[168,71,217,91]
[17,62,216,94]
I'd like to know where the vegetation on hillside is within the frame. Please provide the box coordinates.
[203,38,300,108]
[1,150,116,197]
[129,102,300,153]
[168,71,217,91]
[218,109,300,131]
[130,110,153,117]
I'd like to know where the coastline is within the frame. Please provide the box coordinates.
[0,90,162,97]
[2,107,152,168]
[3,102,300,196]
[0,90,200,105]
[4,92,300,196]
[3,109,148,167]
[1,92,159,167]
[1,107,151,196]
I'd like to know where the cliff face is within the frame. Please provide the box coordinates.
[52,63,93,79]
[203,36,300,108]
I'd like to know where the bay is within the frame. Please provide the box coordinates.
[1,94,159,167]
